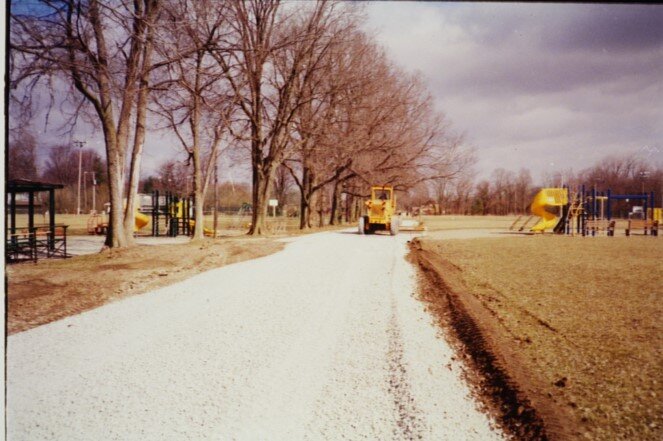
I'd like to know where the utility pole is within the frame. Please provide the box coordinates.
[92,173,97,213]
[74,140,85,215]
[213,155,219,237]
[84,171,97,213]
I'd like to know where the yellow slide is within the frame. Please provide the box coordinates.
[135,211,149,231]
[530,188,568,232]
[188,220,217,237]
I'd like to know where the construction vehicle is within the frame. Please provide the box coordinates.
[358,185,400,235]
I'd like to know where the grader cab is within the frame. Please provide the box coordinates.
[358,186,400,235]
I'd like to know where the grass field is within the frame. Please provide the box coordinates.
[12,213,523,236]
[417,234,662,440]
[10,213,312,236]
[420,214,520,230]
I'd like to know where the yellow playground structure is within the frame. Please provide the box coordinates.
[529,188,568,232]
[88,208,149,235]
[516,185,660,236]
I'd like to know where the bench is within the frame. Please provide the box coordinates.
[6,230,37,262]
[265,220,287,235]
[37,225,69,258]
[6,224,69,263]
[583,220,616,237]
[625,219,658,236]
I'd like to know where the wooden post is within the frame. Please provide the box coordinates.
[213,162,218,237]
[28,191,35,231]
[10,191,16,235]
[49,189,56,251]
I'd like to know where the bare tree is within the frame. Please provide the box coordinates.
[208,0,349,234]
[152,159,191,193]
[152,0,234,240]
[283,18,366,229]
[10,0,161,247]
[272,164,293,214]
[7,129,39,180]
[514,168,534,214]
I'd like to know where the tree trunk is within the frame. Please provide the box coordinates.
[104,149,127,248]
[329,181,339,225]
[123,144,142,245]
[191,143,205,240]
[299,193,309,230]
[249,163,273,235]
[123,0,158,245]
[122,86,147,245]
[298,166,312,230]
[318,189,325,228]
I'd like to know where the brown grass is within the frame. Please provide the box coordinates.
[416,235,662,440]
[10,213,342,235]
[7,237,283,334]
[420,215,520,230]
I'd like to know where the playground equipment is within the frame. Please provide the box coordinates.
[530,188,568,232]
[85,191,222,238]
[87,207,150,235]
[149,191,218,237]
[526,185,659,236]
[509,215,536,232]
[135,211,149,230]
[188,219,217,237]
[149,191,194,237]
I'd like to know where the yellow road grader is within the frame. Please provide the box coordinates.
[358,185,425,235]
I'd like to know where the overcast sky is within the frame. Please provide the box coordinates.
[363,2,663,181]
[16,2,663,185]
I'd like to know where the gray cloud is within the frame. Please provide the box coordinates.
[546,5,663,53]
[365,3,663,181]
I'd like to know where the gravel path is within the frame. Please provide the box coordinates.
[8,230,503,440]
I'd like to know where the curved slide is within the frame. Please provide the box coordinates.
[530,188,568,232]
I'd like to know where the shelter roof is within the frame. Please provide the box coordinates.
[7,179,65,192]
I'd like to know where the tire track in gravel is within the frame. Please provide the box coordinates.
[386,247,426,440]
[387,296,426,440]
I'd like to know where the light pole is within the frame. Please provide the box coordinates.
[639,170,649,195]
[92,173,97,213]
[74,140,85,215]
[637,170,650,219]
[84,171,97,213]
[213,153,219,236]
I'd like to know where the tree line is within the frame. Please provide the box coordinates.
[10,1,660,247]
[7,129,109,213]
[10,0,469,247]
[408,155,662,216]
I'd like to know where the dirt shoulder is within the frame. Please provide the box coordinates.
[409,235,662,441]
[6,237,283,335]
[409,238,574,440]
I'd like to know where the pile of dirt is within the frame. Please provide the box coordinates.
[6,237,283,334]
[409,238,580,441]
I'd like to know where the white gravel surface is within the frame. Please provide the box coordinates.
[8,229,504,440]
[66,235,191,255]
